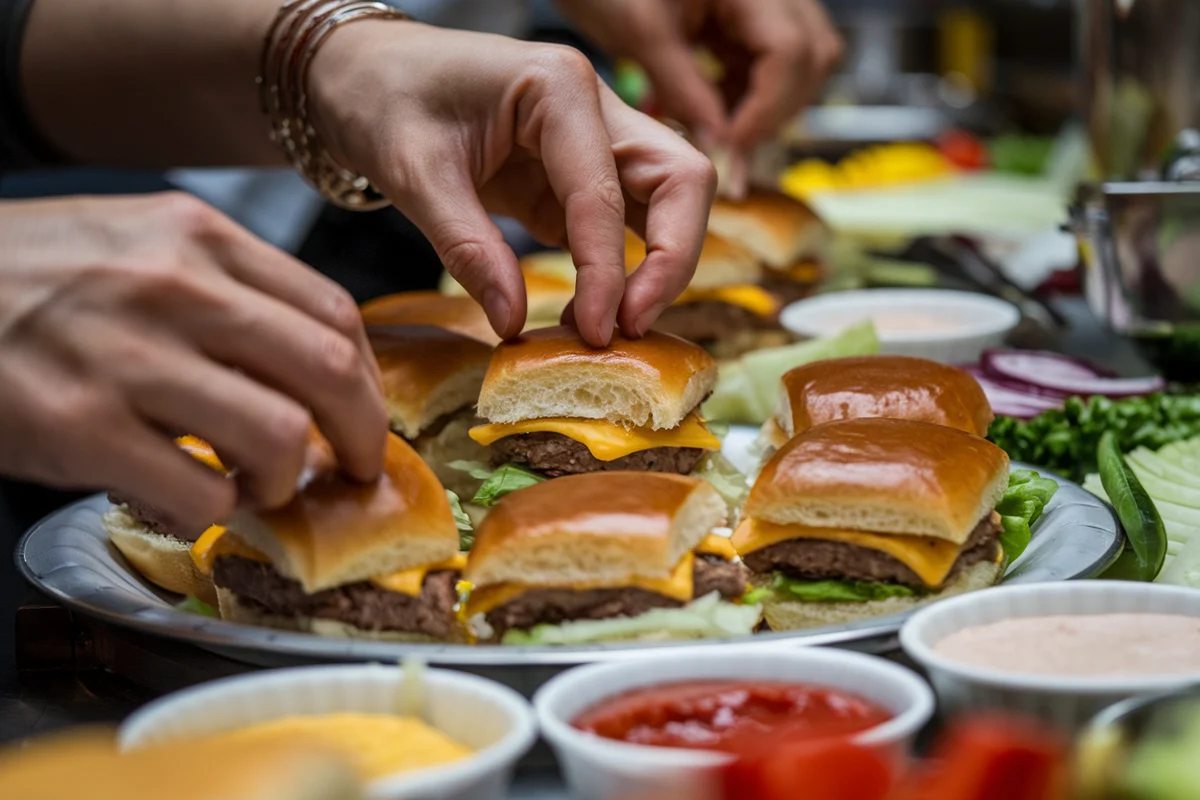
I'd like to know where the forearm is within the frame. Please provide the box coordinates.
[20,0,284,167]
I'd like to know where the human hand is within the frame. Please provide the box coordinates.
[555,0,843,198]
[0,194,387,530]
[306,21,717,346]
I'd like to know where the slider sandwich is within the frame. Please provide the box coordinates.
[461,472,757,644]
[468,326,722,480]
[707,190,832,306]
[759,355,994,458]
[104,435,227,605]
[360,290,499,345]
[439,250,577,332]
[203,431,466,642]
[368,324,492,497]
[735,418,1009,631]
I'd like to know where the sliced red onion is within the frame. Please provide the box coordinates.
[958,364,1065,418]
[981,349,1160,398]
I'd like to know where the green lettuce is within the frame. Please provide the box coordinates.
[176,595,218,618]
[464,463,546,507]
[500,592,761,645]
[691,452,749,513]
[445,490,474,550]
[742,574,917,606]
[996,469,1058,563]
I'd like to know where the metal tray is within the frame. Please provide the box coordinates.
[16,457,1121,692]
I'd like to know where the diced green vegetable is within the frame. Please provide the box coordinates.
[469,463,546,508]
[996,469,1059,563]
[1098,431,1168,582]
[176,596,219,618]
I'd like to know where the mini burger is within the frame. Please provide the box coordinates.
[368,324,492,497]
[468,326,722,479]
[202,431,466,642]
[735,417,1009,631]
[706,190,832,306]
[461,472,757,644]
[758,355,994,457]
[360,290,499,345]
[104,435,227,605]
[439,250,577,332]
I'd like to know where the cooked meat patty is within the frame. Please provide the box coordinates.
[484,555,747,638]
[213,556,458,639]
[760,274,820,307]
[106,493,205,542]
[653,301,778,344]
[490,432,706,477]
[742,514,1003,590]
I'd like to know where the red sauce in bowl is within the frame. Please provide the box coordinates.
[571,681,892,752]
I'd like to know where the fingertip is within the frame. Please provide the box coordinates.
[483,287,522,340]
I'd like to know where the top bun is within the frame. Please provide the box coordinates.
[476,326,717,429]
[626,230,763,290]
[224,432,459,593]
[776,355,994,438]
[465,472,724,587]
[368,325,492,439]
[747,418,1010,545]
[360,290,499,345]
[707,190,831,269]
[440,252,577,330]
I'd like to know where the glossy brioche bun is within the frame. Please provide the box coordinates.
[0,729,363,800]
[368,325,491,440]
[707,190,832,270]
[476,326,717,429]
[223,432,459,593]
[758,559,1003,631]
[748,418,1010,545]
[359,290,499,345]
[626,229,763,290]
[214,588,454,643]
[439,252,578,331]
[465,472,725,588]
[775,355,994,439]
[103,506,217,605]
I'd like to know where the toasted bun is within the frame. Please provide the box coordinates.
[465,472,725,587]
[748,418,1011,544]
[104,506,217,605]
[360,290,499,345]
[215,588,455,642]
[707,191,832,269]
[441,252,578,330]
[757,560,1003,631]
[477,326,717,429]
[223,433,459,593]
[0,729,362,800]
[368,325,491,440]
[627,229,763,290]
[775,355,994,438]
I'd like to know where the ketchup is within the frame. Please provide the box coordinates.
[572,681,892,752]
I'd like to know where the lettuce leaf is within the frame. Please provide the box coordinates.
[742,574,918,605]
[445,490,474,550]
[448,460,495,480]
[691,452,749,514]
[500,592,761,645]
[469,463,546,508]
[176,595,219,618]
[996,469,1059,563]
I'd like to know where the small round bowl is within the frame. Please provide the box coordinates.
[779,288,1020,364]
[118,664,537,800]
[901,582,1200,733]
[534,649,935,800]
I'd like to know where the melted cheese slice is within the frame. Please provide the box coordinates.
[175,435,226,473]
[468,411,720,461]
[465,553,695,618]
[732,519,962,588]
[675,285,779,318]
[370,553,469,596]
[779,261,822,283]
[696,534,737,561]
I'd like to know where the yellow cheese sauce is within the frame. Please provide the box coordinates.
[205,713,471,781]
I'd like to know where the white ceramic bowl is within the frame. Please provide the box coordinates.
[118,664,537,800]
[901,582,1200,733]
[534,649,935,800]
[779,289,1020,364]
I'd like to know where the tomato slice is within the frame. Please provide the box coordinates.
[937,129,989,171]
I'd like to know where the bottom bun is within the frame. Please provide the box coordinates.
[216,588,453,643]
[759,560,1004,632]
[104,506,217,606]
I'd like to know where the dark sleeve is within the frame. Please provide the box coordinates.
[0,0,66,171]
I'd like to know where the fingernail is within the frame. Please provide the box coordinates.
[633,302,667,338]
[597,305,618,345]
[483,288,512,336]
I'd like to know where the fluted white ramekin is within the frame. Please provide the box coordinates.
[901,581,1200,732]
[118,664,537,800]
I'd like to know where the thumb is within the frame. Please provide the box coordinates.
[638,41,728,142]
[397,171,526,341]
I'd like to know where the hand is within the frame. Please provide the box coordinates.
[0,194,387,529]
[555,0,843,198]
[307,22,717,346]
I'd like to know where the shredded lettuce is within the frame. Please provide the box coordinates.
[500,592,761,645]
[742,574,918,605]
[468,463,546,508]
[691,452,749,514]
[445,490,475,550]
[448,460,495,480]
[707,420,731,439]
[996,469,1058,563]
[176,595,219,618]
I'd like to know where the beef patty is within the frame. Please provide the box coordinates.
[653,301,779,345]
[742,514,1003,590]
[759,274,820,307]
[490,432,706,477]
[213,556,458,639]
[484,554,748,638]
[106,493,205,542]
